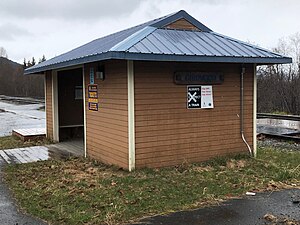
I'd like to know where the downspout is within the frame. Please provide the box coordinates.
[240,66,253,156]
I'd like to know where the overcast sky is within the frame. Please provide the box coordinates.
[1,0,300,63]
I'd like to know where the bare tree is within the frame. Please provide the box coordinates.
[0,47,8,58]
[257,33,300,115]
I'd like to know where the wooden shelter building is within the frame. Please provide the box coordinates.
[25,10,291,170]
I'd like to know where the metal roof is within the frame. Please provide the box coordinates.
[25,10,292,75]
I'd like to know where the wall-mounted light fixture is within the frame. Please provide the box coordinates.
[96,65,105,81]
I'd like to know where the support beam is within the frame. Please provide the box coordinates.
[127,60,135,171]
[44,73,48,138]
[52,71,59,142]
[83,66,87,158]
[253,64,257,157]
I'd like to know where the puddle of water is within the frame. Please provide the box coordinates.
[257,118,300,135]
[257,118,300,130]
[0,100,45,137]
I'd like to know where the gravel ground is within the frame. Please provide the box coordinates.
[258,139,300,151]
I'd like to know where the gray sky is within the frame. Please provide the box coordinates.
[1,0,300,63]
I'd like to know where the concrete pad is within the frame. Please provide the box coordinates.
[1,146,50,164]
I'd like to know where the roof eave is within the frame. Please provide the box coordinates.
[112,52,292,65]
[24,52,292,75]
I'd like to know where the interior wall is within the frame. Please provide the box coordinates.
[134,61,254,168]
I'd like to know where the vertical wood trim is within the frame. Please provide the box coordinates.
[52,70,59,141]
[44,73,48,138]
[83,66,87,158]
[253,64,257,157]
[128,60,135,171]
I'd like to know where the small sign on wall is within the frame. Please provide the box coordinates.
[88,102,98,111]
[201,86,214,108]
[90,67,95,84]
[88,84,98,111]
[187,85,214,109]
[174,72,223,85]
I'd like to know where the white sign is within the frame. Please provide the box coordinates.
[201,86,214,108]
[187,85,214,109]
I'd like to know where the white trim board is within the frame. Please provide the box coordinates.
[52,70,59,142]
[127,60,135,171]
[44,74,47,138]
[82,66,87,158]
[253,64,257,157]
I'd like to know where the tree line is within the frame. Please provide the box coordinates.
[0,47,45,98]
[257,33,300,115]
[23,55,46,69]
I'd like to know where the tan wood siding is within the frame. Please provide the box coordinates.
[134,62,254,168]
[84,60,129,169]
[45,71,53,139]
[165,18,200,31]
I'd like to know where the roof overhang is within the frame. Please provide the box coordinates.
[24,51,292,75]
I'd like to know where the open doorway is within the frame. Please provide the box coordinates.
[57,68,84,148]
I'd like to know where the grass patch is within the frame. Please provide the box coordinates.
[0,136,52,150]
[4,147,300,225]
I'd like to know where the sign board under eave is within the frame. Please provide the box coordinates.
[174,72,224,85]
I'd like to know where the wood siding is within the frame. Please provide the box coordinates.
[84,60,129,169]
[45,71,53,139]
[165,18,200,31]
[134,62,254,168]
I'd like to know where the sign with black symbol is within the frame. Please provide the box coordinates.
[187,86,214,109]
[187,86,201,109]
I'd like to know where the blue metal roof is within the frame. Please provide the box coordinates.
[25,10,292,75]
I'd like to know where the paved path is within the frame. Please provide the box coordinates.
[0,157,47,225]
[132,189,300,225]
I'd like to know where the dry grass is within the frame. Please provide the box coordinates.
[0,135,52,150]
[4,147,300,225]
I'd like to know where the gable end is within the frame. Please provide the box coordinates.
[164,18,200,31]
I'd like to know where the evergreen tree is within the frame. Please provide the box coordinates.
[23,58,27,68]
[27,60,32,67]
[31,57,36,66]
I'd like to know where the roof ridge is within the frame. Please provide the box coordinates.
[110,26,156,52]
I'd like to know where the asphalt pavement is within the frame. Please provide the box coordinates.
[132,189,300,225]
[0,156,47,225]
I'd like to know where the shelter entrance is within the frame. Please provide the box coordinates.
[57,68,84,146]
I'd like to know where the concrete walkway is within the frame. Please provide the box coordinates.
[0,146,49,164]
[0,156,47,225]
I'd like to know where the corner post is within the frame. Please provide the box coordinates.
[253,64,257,157]
[83,66,87,158]
[52,70,59,142]
[44,73,48,138]
[127,60,135,171]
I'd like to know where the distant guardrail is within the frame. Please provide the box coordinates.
[257,113,300,121]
